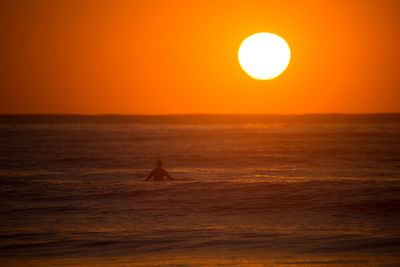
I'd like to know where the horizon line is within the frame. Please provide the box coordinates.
[1,112,400,116]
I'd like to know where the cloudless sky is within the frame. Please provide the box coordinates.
[0,0,399,114]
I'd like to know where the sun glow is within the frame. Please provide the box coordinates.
[238,33,291,80]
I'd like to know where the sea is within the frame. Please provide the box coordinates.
[1,114,400,266]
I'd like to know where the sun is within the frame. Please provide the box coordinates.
[238,33,291,80]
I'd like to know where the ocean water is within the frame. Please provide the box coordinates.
[1,115,400,266]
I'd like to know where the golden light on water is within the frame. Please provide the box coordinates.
[238,33,291,80]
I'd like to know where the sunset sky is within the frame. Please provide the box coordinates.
[0,0,399,114]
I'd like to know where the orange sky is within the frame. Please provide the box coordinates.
[0,0,399,114]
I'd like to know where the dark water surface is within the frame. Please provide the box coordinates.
[1,115,400,266]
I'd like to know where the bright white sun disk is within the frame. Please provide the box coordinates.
[238,33,291,80]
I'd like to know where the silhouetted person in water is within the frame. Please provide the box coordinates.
[145,160,174,181]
